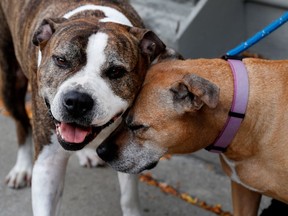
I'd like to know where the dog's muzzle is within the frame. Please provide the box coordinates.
[45,91,121,151]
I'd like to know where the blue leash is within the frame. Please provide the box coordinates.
[226,11,288,56]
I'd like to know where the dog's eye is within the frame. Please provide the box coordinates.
[128,123,148,132]
[105,66,127,79]
[53,55,70,69]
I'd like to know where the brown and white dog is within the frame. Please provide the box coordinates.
[97,57,288,216]
[0,0,166,215]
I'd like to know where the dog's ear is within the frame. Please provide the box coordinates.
[130,27,166,62]
[32,18,67,48]
[170,74,219,112]
[154,48,184,63]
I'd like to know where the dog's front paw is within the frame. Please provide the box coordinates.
[76,148,105,168]
[5,143,33,189]
[5,161,33,189]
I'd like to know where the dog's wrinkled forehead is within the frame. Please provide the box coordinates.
[46,22,138,68]
[39,22,136,78]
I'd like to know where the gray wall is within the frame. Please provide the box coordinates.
[176,0,245,58]
[176,0,288,59]
[246,1,288,59]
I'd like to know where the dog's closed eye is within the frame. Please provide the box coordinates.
[126,115,148,132]
[128,123,148,132]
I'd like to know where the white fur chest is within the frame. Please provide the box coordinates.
[221,154,262,192]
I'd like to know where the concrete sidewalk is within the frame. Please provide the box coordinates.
[0,115,271,216]
[0,114,231,216]
[0,1,271,215]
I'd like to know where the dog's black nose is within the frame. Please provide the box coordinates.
[63,91,94,117]
[97,141,117,162]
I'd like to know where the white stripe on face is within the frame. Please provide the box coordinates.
[63,4,133,27]
[50,32,128,126]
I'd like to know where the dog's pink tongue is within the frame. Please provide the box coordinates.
[60,123,91,144]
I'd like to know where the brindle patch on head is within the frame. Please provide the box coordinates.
[99,23,149,104]
[38,19,100,98]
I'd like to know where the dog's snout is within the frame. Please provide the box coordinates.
[63,91,94,116]
[97,142,117,162]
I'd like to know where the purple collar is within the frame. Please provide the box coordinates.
[205,59,249,153]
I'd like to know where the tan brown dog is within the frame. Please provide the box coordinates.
[97,57,288,216]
